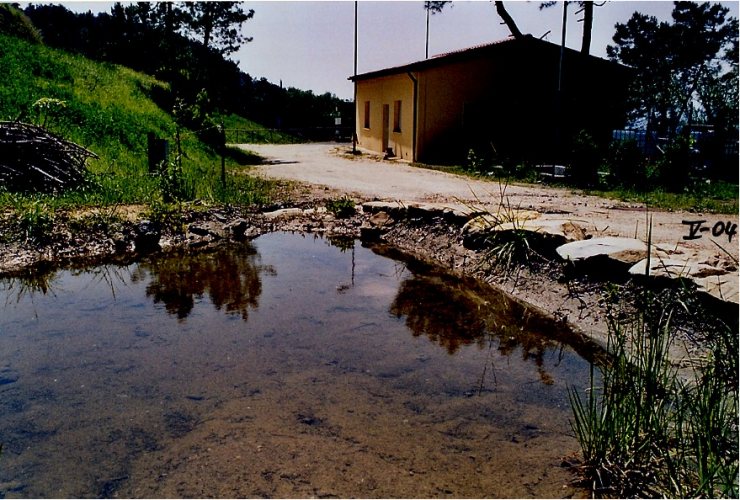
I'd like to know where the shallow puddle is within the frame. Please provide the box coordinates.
[0,232,594,498]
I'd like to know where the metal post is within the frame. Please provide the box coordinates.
[425,8,430,59]
[558,1,568,93]
[352,0,358,154]
[556,1,568,162]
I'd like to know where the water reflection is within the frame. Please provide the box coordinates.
[0,233,595,498]
[134,246,274,321]
[390,275,489,354]
[2,268,59,305]
[389,273,572,385]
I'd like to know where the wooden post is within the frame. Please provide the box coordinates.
[148,132,169,173]
[220,123,226,189]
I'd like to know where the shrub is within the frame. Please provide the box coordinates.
[567,130,602,188]
[607,139,649,190]
[0,4,41,43]
[326,196,356,218]
[654,135,695,192]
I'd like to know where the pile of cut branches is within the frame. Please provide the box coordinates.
[0,121,98,193]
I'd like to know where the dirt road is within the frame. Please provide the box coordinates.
[242,143,739,265]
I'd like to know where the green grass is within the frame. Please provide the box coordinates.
[584,181,739,214]
[0,33,276,211]
[221,113,299,144]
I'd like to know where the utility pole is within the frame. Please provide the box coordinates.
[352,0,358,154]
[555,1,568,163]
[558,1,568,93]
[425,8,430,59]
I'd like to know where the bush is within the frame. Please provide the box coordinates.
[567,130,602,188]
[0,4,41,43]
[654,135,695,192]
[607,139,649,190]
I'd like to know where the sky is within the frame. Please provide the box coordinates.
[24,1,740,100]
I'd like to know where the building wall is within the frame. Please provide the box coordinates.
[354,39,630,165]
[415,57,504,163]
[355,74,414,161]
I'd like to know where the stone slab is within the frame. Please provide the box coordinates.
[556,236,647,264]
[629,257,738,305]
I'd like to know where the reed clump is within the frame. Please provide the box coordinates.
[569,286,738,498]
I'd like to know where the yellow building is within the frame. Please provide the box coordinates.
[350,36,630,165]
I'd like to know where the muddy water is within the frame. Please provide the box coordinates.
[0,232,593,498]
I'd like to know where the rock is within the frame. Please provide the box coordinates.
[463,210,540,234]
[224,218,248,240]
[188,222,225,240]
[111,232,130,253]
[462,213,585,250]
[369,211,392,228]
[133,220,161,253]
[262,208,303,220]
[360,222,382,242]
[629,257,738,305]
[187,224,210,236]
[556,237,647,264]
[694,274,740,305]
[362,201,407,217]
[628,258,726,279]
[362,201,478,226]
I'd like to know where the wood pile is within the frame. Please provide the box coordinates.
[0,121,98,193]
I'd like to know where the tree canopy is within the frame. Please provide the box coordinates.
[607,1,738,140]
[183,2,254,56]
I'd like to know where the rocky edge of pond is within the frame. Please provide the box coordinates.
[1,198,737,364]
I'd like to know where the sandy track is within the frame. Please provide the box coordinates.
[242,143,738,266]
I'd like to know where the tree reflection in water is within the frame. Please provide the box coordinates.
[134,244,275,321]
[389,272,579,385]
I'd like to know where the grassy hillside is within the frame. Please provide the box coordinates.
[0,32,284,208]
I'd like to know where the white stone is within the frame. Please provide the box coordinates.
[262,208,303,220]
[556,237,647,263]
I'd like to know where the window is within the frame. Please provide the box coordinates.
[363,101,370,129]
[393,100,402,133]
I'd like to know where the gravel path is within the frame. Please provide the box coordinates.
[242,142,738,266]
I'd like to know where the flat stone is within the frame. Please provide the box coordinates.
[363,201,477,225]
[224,218,248,240]
[629,257,738,304]
[556,236,647,264]
[463,212,587,245]
[262,208,303,220]
[362,201,406,215]
[694,274,740,304]
[462,210,540,234]
[187,222,225,239]
[628,258,726,279]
